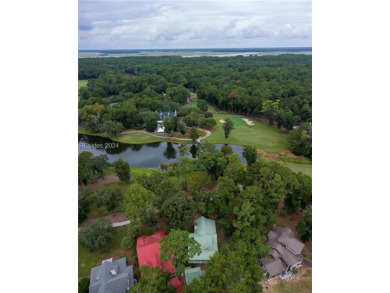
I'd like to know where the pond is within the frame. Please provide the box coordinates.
[78,134,247,168]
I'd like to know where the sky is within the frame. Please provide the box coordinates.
[79,0,312,50]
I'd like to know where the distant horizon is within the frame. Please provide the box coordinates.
[78,47,312,52]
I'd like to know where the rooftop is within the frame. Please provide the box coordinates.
[89,258,134,293]
[136,231,175,274]
[184,267,202,285]
[189,216,218,262]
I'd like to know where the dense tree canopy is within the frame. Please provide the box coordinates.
[160,229,202,275]
[162,191,195,230]
[296,207,312,242]
[94,185,123,213]
[288,122,312,158]
[79,218,115,252]
[130,266,175,293]
[79,55,311,135]
[123,184,160,235]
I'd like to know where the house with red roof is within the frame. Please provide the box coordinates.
[136,230,182,292]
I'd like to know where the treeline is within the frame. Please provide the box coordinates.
[79,55,312,132]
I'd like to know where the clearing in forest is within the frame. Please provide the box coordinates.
[206,113,288,152]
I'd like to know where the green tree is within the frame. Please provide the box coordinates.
[296,207,312,242]
[221,144,233,156]
[94,185,123,213]
[79,218,115,252]
[78,278,90,293]
[163,117,175,135]
[262,99,280,125]
[189,127,199,142]
[78,151,94,185]
[121,236,134,249]
[160,229,201,275]
[130,266,175,293]
[124,184,160,234]
[162,191,195,230]
[200,117,217,129]
[140,111,158,132]
[197,99,208,112]
[176,157,195,191]
[287,123,312,158]
[92,154,110,179]
[113,158,130,182]
[223,154,245,184]
[209,177,238,218]
[222,117,234,139]
[99,120,125,136]
[242,145,258,166]
[137,171,175,202]
[78,187,92,224]
[176,120,186,135]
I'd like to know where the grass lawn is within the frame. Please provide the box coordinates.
[78,80,88,89]
[78,226,135,277]
[281,163,312,177]
[271,270,312,293]
[117,131,196,145]
[205,113,288,152]
[184,102,213,111]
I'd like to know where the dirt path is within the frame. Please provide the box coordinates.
[120,128,211,142]
[81,174,120,191]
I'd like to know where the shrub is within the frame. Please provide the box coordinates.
[78,278,90,293]
[121,236,134,249]
[79,218,115,252]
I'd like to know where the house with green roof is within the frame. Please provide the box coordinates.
[184,267,202,285]
[189,216,218,263]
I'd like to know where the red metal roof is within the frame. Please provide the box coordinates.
[136,231,175,274]
[169,276,182,293]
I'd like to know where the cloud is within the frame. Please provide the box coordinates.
[78,0,312,49]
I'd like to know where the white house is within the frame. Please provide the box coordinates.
[156,110,177,133]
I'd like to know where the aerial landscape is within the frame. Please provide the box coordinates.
[78,1,312,293]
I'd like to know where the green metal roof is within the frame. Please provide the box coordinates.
[189,216,218,261]
[184,267,202,284]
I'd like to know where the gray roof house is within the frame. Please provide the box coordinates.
[89,258,135,293]
[260,227,305,280]
[156,111,177,133]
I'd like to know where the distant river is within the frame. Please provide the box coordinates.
[78,134,247,168]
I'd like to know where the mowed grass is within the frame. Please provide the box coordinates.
[271,270,312,293]
[206,113,288,152]
[281,163,312,177]
[78,80,88,89]
[184,102,213,111]
[78,226,134,277]
[117,132,191,145]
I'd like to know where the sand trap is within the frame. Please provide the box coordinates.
[242,118,254,126]
[220,119,225,123]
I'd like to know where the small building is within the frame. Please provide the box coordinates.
[156,111,177,133]
[260,226,305,280]
[136,230,175,274]
[89,257,134,293]
[184,267,202,285]
[189,216,218,263]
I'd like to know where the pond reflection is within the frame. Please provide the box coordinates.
[78,134,246,168]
